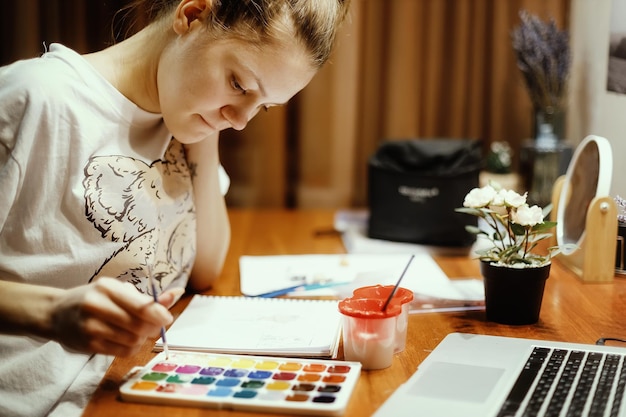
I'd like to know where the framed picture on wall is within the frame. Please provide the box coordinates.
[607,0,626,94]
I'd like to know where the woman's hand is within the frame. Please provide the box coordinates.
[48,278,180,356]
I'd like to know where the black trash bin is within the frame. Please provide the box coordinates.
[367,138,482,247]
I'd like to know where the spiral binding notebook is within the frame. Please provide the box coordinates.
[155,295,342,358]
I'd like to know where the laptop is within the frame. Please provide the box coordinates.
[373,332,626,417]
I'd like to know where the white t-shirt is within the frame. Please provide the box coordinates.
[0,44,226,416]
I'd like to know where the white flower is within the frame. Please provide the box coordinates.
[512,204,544,226]
[491,191,505,206]
[498,189,527,208]
[488,192,508,215]
[457,185,561,266]
[463,185,497,208]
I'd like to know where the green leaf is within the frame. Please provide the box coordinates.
[464,225,482,235]
[500,245,522,258]
[510,223,527,236]
[533,221,556,232]
[527,232,553,243]
[455,207,485,217]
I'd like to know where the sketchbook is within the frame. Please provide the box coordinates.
[154,295,342,358]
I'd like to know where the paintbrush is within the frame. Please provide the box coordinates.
[382,254,415,311]
[147,263,169,359]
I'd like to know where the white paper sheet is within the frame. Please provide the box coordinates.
[239,253,484,305]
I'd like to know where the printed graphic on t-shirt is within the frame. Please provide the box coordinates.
[82,139,195,295]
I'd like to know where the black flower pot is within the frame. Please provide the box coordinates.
[480,261,551,325]
[616,222,626,274]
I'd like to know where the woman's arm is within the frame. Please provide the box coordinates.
[184,133,231,292]
[0,278,179,356]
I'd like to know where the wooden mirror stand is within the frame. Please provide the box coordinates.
[551,176,617,283]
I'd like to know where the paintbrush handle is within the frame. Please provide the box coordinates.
[148,264,169,359]
[382,254,415,311]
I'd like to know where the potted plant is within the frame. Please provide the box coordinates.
[456,182,572,325]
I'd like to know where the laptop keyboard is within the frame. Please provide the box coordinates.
[497,346,626,417]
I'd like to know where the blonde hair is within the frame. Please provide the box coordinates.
[125,0,350,68]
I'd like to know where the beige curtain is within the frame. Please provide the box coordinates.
[221,0,571,208]
[0,0,571,208]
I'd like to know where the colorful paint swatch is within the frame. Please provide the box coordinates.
[120,351,361,416]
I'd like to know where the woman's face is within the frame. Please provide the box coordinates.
[157,19,316,144]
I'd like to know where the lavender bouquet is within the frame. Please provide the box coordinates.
[511,11,570,115]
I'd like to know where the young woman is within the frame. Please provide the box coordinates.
[0,0,350,415]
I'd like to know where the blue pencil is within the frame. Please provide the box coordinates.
[255,281,349,298]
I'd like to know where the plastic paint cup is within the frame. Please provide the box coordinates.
[338,297,401,370]
[352,285,414,353]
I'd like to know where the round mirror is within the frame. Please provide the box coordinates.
[556,135,613,253]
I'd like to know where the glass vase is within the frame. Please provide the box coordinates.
[519,108,573,207]
[533,107,565,141]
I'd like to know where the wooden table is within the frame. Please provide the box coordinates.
[82,209,626,417]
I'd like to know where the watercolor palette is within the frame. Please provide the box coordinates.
[120,350,361,416]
